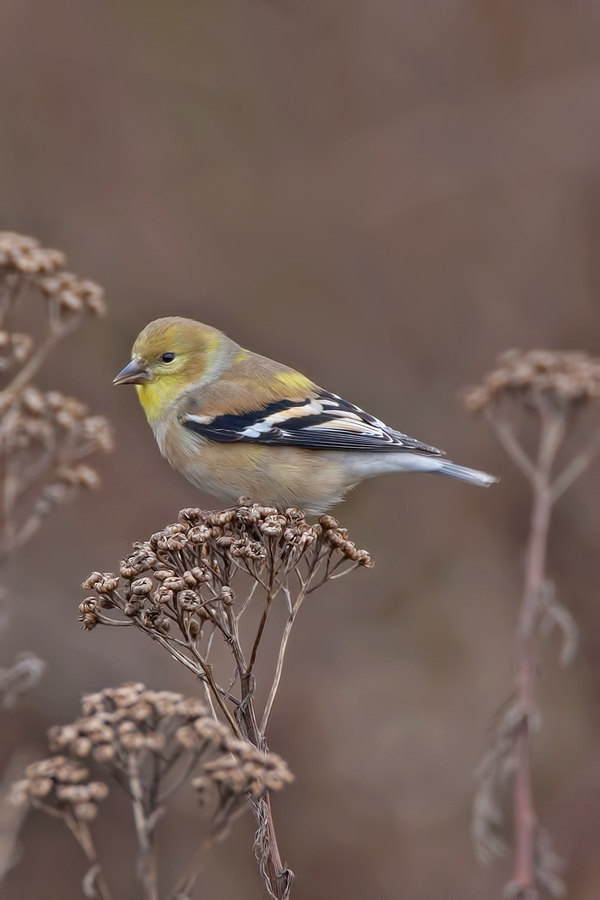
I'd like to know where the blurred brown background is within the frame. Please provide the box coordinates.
[2,1,600,897]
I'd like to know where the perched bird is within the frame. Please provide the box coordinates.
[114,317,497,514]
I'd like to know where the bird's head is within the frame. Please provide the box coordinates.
[114,317,225,422]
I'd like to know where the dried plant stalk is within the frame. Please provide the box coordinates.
[0,231,113,887]
[465,349,600,899]
[80,502,372,899]
[13,682,292,900]
[11,756,112,900]
[0,231,113,560]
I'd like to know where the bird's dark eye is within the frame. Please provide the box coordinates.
[161,352,176,363]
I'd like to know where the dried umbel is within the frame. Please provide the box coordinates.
[0,231,112,558]
[11,757,108,823]
[0,387,113,555]
[15,683,292,900]
[10,754,112,900]
[46,682,292,806]
[0,232,65,276]
[463,349,600,413]
[80,502,372,900]
[0,231,105,328]
[465,349,600,900]
[80,502,371,735]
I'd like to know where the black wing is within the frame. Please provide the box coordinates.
[181,390,443,455]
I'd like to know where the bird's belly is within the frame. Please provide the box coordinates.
[177,443,350,514]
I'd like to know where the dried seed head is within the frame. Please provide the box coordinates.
[13,753,109,819]
[78,506,371,790]
[193,717,231,743]
[204,747,294,799]
[144,732,165,752]
[191,775,211,804]
[131,578,153,596]
[38,272,106,319]
[177,590,201,611]
[120,731,145,751]
[0,232,65,274]
[88,782,109,801]
[27,680,294,843]
[464,349,600,413]
[73,802,98,821]
[92,744,116,763]
[82,503,372,644]
[28,777,53,798]
[73,737,93,758]
[0,232,112,561]
[176,726,200,749]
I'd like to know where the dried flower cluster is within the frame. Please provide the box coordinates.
[13,683,292,900]
[10,753,112,900]
[79,503,371,740]
[464,349,600,413]
[0,386,113,555]
[80,503,371,900]
[0,232,66,275]
[0,231,105,324]
[46,682,292,803]
[80,503,370,635]
[11,757,108,824]
[0,231,112,558]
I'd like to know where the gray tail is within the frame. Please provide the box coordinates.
[434,459,498,487]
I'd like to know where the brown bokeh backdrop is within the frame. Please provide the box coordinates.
[2,1,600,897]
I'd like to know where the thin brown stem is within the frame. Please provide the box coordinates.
[550,429,600,501]
[261,586,307,734]
[512,457,553,898]
[145,628,242,736]
[0,331,56,410]
[486,410,537,483]
[63,813,114,900]
[168,801,248,900]
[184,639,243,737]
[248,568,276,676]
[230,581,294,899]
[128,752,159,900]
[0,273,23,326]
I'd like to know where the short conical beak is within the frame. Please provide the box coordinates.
[113,357,152,385]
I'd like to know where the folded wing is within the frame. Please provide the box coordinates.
[181,390,443,455]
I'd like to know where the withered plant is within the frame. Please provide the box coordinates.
[80,502,372,899]
[12,682,292,900]
[465,349,600,899]
[0,230,112,880]
[0,231,112,564]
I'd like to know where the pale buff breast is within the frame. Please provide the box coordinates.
[157,420,352,513]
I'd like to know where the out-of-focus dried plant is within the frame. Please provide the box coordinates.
[11,756,111,900]
[0,231,112,560]
[0,231,112,884]
[465,349,600,900]
[13,682,292,900]
[80,502,372,899]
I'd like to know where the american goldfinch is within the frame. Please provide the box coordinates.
[114,317,497,514]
